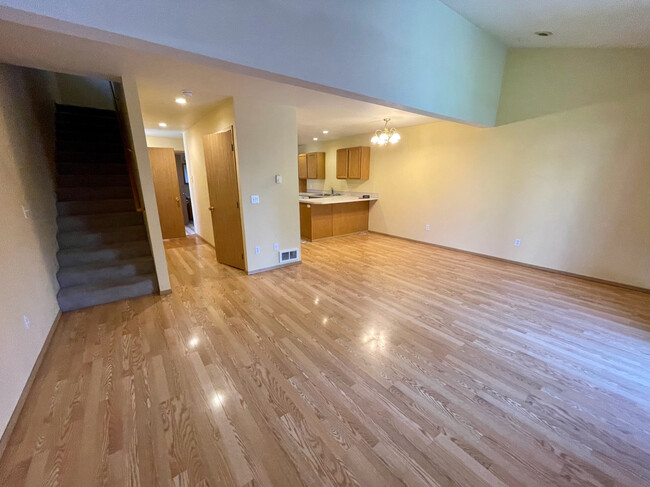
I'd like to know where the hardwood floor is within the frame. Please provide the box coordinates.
[1,233,649,486]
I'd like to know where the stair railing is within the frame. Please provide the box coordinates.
[110,81,144,212]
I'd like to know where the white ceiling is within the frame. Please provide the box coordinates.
[0,19,437,145]
[440,0,650,47]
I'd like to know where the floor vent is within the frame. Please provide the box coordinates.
[279,248,299,263]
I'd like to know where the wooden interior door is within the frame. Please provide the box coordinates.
[202,129,246,270]
[148,147,186,239]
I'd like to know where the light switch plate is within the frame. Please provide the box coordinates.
[275,175,282,184]
[251,195,260,204]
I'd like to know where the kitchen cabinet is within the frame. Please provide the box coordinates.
[336,149,348,178]
[299,200,370,241]
[336,146,370,179]
[298,152,325,179]
[307,152,326,179]
[298,153,307,179]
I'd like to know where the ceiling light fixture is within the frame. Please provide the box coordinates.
[534,31,553,37]
[175,90,193,104]
[322,130,329,134]
[313,137,318,141]
[371,118,400,146]
[158,122,167,127]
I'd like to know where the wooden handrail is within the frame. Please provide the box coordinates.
[110,82,144,212]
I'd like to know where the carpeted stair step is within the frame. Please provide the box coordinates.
[56,151,125,164]
[57,198,135,216]
[57,256,155,287]
[57,186,132,201]
[57,225,147,250]
[57,211,144,232]
[57,240,151,267]
[56,139,124,153]
[56,162,128,175]
[57,174,130,188]
[57,273,158,312]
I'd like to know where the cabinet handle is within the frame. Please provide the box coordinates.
[208,206,215,211]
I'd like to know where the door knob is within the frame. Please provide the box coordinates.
[175,196,181,207]
[208,206,215,211]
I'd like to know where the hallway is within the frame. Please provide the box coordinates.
[1,234,649,486]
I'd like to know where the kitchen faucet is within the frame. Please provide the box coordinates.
[330,187,335,195]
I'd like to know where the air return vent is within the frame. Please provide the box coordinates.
[279,248,299,263]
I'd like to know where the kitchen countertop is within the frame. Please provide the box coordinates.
[299,195,378,205]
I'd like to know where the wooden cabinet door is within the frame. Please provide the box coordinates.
[336,149,348,178]
[347,147,361,179]
[307,153,317,179]
[298,153,307,179]
[315,152,326,179]
[359,146,370,179]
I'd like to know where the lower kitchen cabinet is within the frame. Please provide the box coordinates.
[300,201,369,241]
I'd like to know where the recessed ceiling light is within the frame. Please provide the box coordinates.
[158,122,167,128]
[322,130,329,134]
[534,31,553,37]
[313,137,318,141]
[175,97,187,104]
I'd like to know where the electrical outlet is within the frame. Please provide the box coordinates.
[23,315,30,329]
[275,175,282,184]
[425,224,430,231]
[514,239,521,247]
[255,246,260,254]
[273,243,279,251]
[251,195,260,204]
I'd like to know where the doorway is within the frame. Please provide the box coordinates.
[202,128,246,270]
[175,152,195,235]
[148,146,195,239]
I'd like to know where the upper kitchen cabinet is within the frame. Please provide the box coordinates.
[306,152,326,179]
[336,146,370,179]
[336,149,348,178]
[298,153,308,179]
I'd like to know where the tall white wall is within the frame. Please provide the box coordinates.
[304,49,650,289]
[0,0,507,126]
[0,64,60,437]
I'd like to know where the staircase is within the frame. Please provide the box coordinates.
[54,104,158,311]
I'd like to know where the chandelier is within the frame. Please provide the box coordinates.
[371,118,401,145]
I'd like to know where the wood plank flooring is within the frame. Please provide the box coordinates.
[1,233,649,486]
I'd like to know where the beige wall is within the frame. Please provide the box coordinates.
[0,64,60,436]
[146,135,184,152]
[305,49,650,289]
[121,76,171,292]
[233,99,300,272]
[183,98,236,247]
[183,97,300,272]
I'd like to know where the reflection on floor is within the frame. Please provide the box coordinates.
[185,222,196,235]
[0,233,649,486]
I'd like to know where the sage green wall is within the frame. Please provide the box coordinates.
[0,0,506,126]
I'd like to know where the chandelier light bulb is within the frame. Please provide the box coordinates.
[371,117,400,146]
